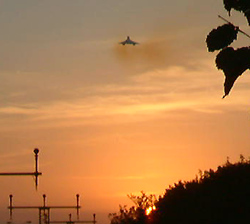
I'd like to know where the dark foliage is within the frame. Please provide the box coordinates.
[215,47,250,98]
[109,192,156,224]
[109,205,143,224]
[150,157,250,224]
[223,0,250,25]
[206,23,239,52]
[206,0,250,97]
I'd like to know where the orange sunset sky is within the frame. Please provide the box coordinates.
[0,1,250,224]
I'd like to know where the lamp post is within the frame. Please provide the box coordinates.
[8,194,81,224]
[0,149,42,189]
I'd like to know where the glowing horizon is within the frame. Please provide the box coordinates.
[0,1,250,224]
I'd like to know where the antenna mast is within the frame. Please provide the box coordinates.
[8,194,81,224]
[0,148,42,189]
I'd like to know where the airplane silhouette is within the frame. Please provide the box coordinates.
[119,36,139,46]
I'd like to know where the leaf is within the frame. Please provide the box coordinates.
[206,24,239,52]
[223,0,250,25]
[223,0,241,15]
[244,9,250,25]
[215,47,250,98]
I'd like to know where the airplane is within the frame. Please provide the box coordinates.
[119,36,139,46]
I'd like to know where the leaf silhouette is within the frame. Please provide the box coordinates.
[223,0,250,25]
[206,23,239,52]
[215,47,250,98]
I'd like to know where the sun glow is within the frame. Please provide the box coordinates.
[145,206,156,215]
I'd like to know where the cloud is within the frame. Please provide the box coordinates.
[72,175,145,180]
[0,149,36,170]
[0,61,249,131]
[71,173,161,181]
[0,106,37,115]
[0,150,31,159]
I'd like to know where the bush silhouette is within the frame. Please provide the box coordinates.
[109,192,156,224]
[150,156,250,224]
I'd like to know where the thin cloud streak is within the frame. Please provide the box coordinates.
[0,150,31,159]
[71,174,161,181]
[0,65,249,128]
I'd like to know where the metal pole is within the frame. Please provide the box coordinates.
[7,194,82,224]
[34,148,39,189]
[9,195,13,220]
[0,149,42,189]
[69,214,72,224]
[43,194,46,207]
[48,208,51,224]
[76,194,80,221]
[43,194,47,224]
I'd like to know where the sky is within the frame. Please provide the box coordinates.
[0,0,250,224]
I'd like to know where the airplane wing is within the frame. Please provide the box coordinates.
[131,41,139,45]
[119,41,127,45]
[119,38,139,45]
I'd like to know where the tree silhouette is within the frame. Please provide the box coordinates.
[109,191,156,224]
[206,0,250,98]
[150,156,250,224]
